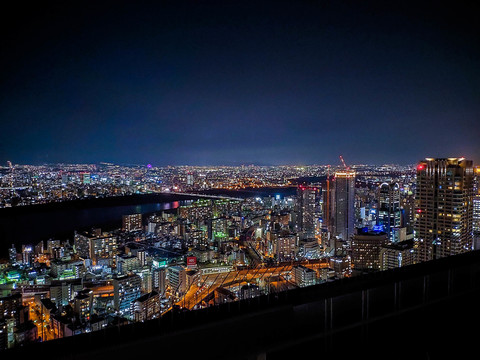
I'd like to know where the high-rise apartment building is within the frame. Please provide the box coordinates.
[377,182,401,240]
[122,214,143,232]
[116,254,140,274]
[133,291,160,322]
[89,235,117,266]
[74,231,117,266]
[167,266,187,295]
[473,195,480,249]
[334,170,356,241]
[414,158,474,262]
[274,234,297,262]
[152,268,166,297]
[113,274,142,318]
[296,185,318,240]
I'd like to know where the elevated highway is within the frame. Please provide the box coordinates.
[177,260,329,310]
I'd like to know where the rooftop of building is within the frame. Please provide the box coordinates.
[293,264,315,272]
[214,287,236,300]
[135,291,159,303]
[74,293,90,300]
[40,298,57,310]
[382,239,415,250]
[355,227,389,237]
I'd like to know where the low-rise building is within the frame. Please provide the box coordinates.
[292,265,316,287]
[380,239,415,271]
[133,291,160,322]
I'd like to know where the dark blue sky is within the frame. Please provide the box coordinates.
[1,1,479,166]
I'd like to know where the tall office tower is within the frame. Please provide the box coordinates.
[415,158,474,262]
[401,193,416,233]
[322,176,335,245]
[296,185,318,240]
[113,274,142,318]
[122,214,143,232]
[377,182,402,240]
[334,170,356,241]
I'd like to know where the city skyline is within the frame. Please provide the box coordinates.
[1,156,478,357]
[1,1,480,357]
[1,1,479,166]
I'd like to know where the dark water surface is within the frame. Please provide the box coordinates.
[0,199,187,254]
[0,187,297,256]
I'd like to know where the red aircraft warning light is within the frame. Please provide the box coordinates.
[417,164,425,171]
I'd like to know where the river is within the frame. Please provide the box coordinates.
[0,200,190,254]
[0,187,297,255]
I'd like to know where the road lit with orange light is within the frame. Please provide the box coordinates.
[27,300,56,342]
[177,259,328,310]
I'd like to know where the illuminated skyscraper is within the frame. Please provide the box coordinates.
[334,170,356,241]
[473,195,480,249]
[296,185,318,239]
[377,182,401,240]
[321,175,335,246]
[414,158,474,262]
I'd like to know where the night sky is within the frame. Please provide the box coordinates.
[1,1,479,166]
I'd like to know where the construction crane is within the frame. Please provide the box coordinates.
[339,155,350,170]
